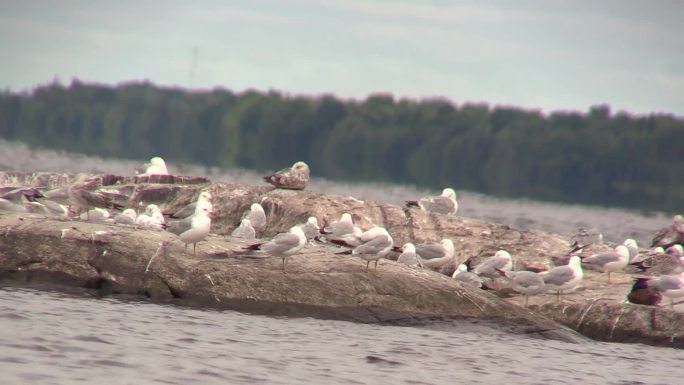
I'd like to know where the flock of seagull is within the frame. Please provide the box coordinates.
[2,156,684,308]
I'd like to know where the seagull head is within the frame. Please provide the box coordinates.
[307,216,319,228]
[251,203,265,213]
[293,161,310,173]
[623,239,638,249]
[241,219,252,227]
[402,243,415,253]
[199,191,211,201]
[442,188,457,200]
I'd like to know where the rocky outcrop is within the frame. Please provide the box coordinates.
[0,171,682,348]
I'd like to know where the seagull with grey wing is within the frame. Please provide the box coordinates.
[497,269,546,306]
[67,174,126,219]
[244,226,307,272]
[168,191,212,219]
[581,245,630,283]
[320,213,363,246]
[396,243,423,268]
[630,272,684,308]
[335,226,394,271]
[540,256,583,303]
[297,216,320,242]
[452,264,483,288]
[242,203,267,232]
[405,188,458,215]
[413,239,456,271]
[165,205,212,256]
[263,161,310,190]
[232,219,256,240]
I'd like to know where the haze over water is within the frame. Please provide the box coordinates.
[0,139,672,246]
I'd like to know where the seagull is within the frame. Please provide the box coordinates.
[169,191,212,219]
[336,227,394,271]
[498,270,546,306]
[581,245,630,283]
[108,208,137,225]
[165,205,212,256]
[452,264,483,288]
[244,226,307,271]
[651,214,684,249]
[136,156,169,176]
[414,239,456,270]
[79,208,111,222]
[396,243,423,268]
[635,272,684,308]
[540,255,583,303]
[632,245,684,275]
[320,213,362,245]
[231,219,256,240]
[405,188,458,215]
[26,196,69,217]
[472,250,513,278]
[67,175,125,219]
[242,203,266,231]
[623,239,639,263]
[297,216,320,241]
[263,161,310,190]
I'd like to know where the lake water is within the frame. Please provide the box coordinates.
[1,140,683,384]
[1,286,683,385]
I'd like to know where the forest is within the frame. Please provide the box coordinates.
[0,80,682,213]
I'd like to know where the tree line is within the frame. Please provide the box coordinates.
[0,80,682,213]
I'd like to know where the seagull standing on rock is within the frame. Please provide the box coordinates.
[297,216,320,242]
[165,205,212,256]
[263,161,310,190]
[169,191,212,219]
[244,226,307,272]
[498,269,546,306]
[581,245,630,283]
[405,188,458,215]
[452,264,483,288]
[335,226,394,271]
[540,256,583,303]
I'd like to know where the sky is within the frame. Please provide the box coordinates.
[1,0,683,116]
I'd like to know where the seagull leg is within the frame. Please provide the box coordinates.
[193,242,197,257]
[366,261,370,271]
[607,272,611,284]
[184,243,188,254]
[374,260,379,270]
[282,257,286,272]
[525,295,529,307]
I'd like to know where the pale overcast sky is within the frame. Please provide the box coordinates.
[1,0,683,115]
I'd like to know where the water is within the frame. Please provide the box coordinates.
[2,140,683,383]
[1,286,682,385]
[0,140,673,245]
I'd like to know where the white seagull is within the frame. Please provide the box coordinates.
[169,191,213,219]
[321,213,363,245]
[298,216,320,241]
[637,272,684,308]
[397,243,423,268]
[165,205,212,256]
[242,203,266,231]
[415,239,456,270]
[540,256,584,303]
[137,156,169,176]
[405,188,458,215]
[245,226,307,271]
[581,245,630,283]
[452,264,483,288]
[231,219,256,240]
[499,270,546,306]
[336,227,394,271]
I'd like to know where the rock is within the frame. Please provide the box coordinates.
[1,171,683,348]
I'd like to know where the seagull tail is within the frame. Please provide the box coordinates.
[329,239,354,248]
[494,268,509,278]
[244,243,263,251]
[335,250,352,255]
[405,200,419,208]
[391,246,402,252]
